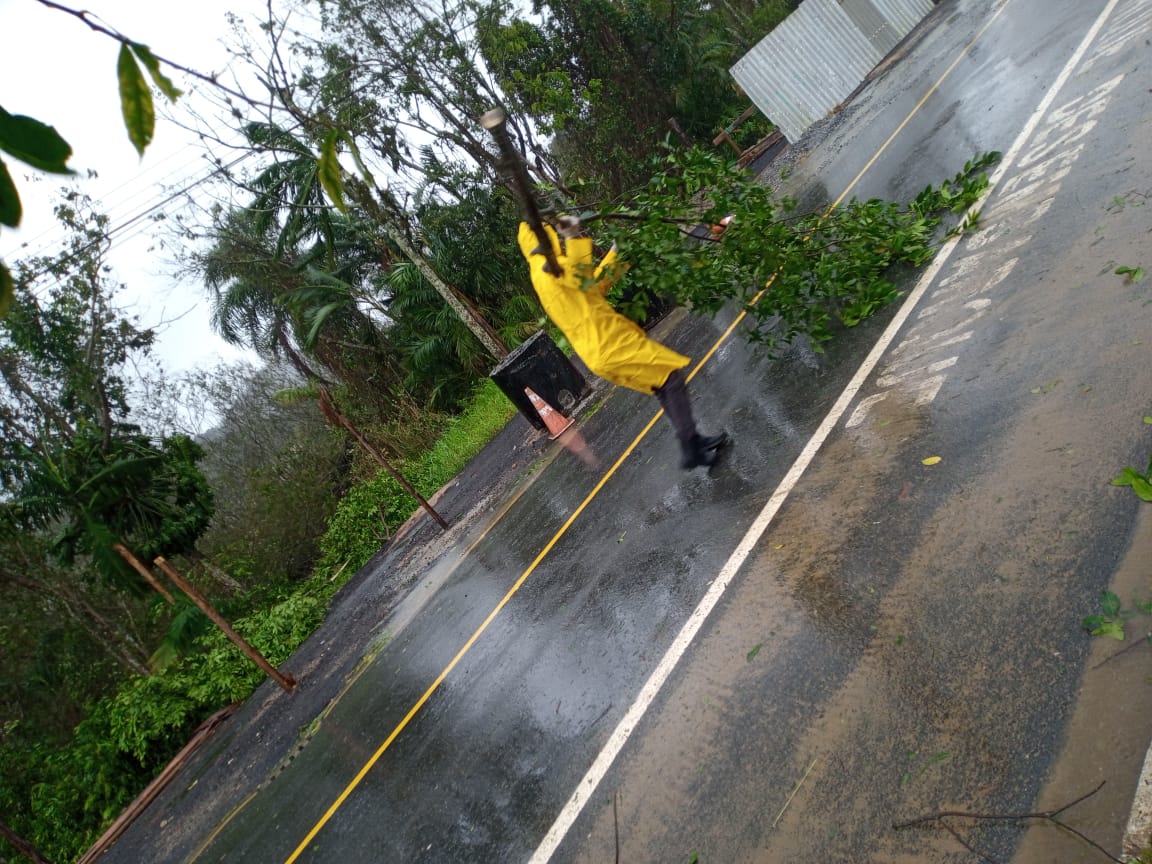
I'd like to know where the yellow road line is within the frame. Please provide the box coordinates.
[283,410,665,862]
[203,9,1009,860]
[183,447,565,864]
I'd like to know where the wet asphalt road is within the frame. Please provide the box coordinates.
[185,1,1152,862]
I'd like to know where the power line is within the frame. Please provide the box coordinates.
[4,123,263,262]
[14,150,255,296]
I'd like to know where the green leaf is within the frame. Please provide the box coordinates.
[317,130,346,213]
[1094,620,1125,640]
[0,107,74,173]
[1132,475,1152,502]
[1101,590,1122,619]
[1142,417,1152,425]
[1082,614,1105,632]
[746,643,762,662]
[0,158,20,227]
[118,43,155,156]
[0,259,12,316]
[129,43,183,101]
[1111,467,1143,487]
[305,301,343,347]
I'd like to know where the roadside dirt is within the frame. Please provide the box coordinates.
[1012,505,1152,864]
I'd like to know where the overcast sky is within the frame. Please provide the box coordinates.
[0,0,277,374]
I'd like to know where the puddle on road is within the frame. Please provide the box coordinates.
[1012,506,1152,864]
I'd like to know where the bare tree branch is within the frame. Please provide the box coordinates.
[894,782,1124,864]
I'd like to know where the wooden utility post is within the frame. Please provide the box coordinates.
[0,817,51,864]
[113,543,175,604]
[345,177,508,360]
[317,386,449,531]
[153,557,297,693]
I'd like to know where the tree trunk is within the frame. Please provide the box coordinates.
[346,178,509,361]
[0,817,52,864]
[275,326,330,385]
[384,222,508,359]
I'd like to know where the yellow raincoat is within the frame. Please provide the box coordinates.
[517,222,689,394]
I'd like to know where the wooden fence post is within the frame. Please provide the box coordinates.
[317,387,449,531]
[153,557,296,693]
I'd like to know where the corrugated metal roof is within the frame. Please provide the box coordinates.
[730,0,933,142]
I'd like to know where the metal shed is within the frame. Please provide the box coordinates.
[730,0,935,143]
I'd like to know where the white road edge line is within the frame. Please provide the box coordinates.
[527,1,1122,859]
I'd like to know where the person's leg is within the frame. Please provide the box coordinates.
[653,369,729,469]
[653,367,697,443]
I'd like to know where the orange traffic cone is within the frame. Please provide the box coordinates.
[525,387,574,439]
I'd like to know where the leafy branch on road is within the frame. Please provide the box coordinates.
[1083,589,1152,668]
[894,781,1125,864]
[567,147,1002,352]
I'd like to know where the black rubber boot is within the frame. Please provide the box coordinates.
[680,432,730,470]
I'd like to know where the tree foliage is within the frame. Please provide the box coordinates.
[477,0,798,196]
[2,196,214,591]
[189,362,349,585]
[591,147,1000,350]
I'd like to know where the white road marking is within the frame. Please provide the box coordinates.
[846,23,1125,429]
[527,1,1124,859]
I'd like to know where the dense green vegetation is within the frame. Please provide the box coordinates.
[0,0,999,860]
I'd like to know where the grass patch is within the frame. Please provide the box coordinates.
[315,379,517,579]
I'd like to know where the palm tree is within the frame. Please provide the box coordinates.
[11,424,213,594]
[199,205,423,422]
[387,185,540,404]
[238,122,507,359]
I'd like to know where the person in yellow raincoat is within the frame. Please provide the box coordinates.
[518,217,729,469]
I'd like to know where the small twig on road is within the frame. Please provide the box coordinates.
[1091,632,1151,670]
[613,791,621,864]
[893,781,1123,864]
[773,757,818,829]
[940,822,1000,864]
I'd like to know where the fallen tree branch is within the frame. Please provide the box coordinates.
[1091,633,1152,670]
[893,782,1123,864]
